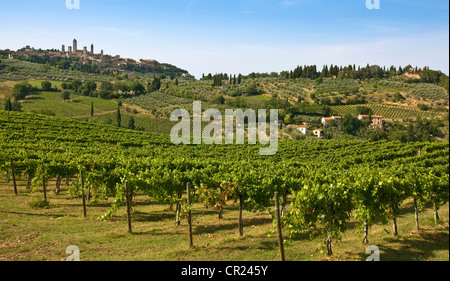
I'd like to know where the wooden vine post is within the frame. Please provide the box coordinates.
[125,181,132,233]
[10,159,17,196]
[274,192,285,261]
[187,182,193,248]
[80,170,87,217]
[414,149,421,231]
[238,194,244,237]
[176,191,182,226]
[41,164,47,201]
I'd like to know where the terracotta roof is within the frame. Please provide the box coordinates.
[359,115,383,118]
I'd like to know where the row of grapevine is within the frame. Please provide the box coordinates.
[331,104,443,120]
[0,110,448,259]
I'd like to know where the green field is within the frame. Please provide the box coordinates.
[20,91,120,117]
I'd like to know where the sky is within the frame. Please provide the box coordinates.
[0,0,448,78]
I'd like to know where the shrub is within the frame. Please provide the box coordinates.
[41,80,52,91]
[29,197,50,209]
[12,82,33,100]
[417,104,430,111]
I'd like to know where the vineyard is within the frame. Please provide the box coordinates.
[125,92,226,118]
[0,110,448,260]
[331,104,444,120]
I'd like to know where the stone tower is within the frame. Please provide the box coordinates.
[62,45,65,53]
[73,39,77,52]
[83,46,88,56]
[91,44,94,55]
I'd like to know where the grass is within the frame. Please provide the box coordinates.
[21,92,93,117]
[28,197,50,210]
[0,177,448,261]
[19,91,119,118]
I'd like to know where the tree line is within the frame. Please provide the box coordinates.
[204,65,448,89]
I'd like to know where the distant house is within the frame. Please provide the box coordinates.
[287,124,309,135]
[332,116,342,124]
[404,73,421,79]
[358,115,383,128]
[404,67,423,79]
[313,129,324,138]
[322,116,342,127]
[322,117,333,126]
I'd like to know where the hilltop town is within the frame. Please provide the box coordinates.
[5,39,190,78]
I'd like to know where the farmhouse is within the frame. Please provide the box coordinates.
[404,73,421,79]
[322,117,333,126]
[321,116,342,126]
[287,124,309,135]
[358,114,383,128]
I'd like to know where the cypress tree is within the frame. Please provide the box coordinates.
[117,106,121,128]
[128,116,135,130]
[5,98,11,122]
[5,98,11,111]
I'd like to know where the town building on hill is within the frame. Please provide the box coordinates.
[73,39,77,53]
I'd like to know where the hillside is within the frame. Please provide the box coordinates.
[0,59,449,142]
